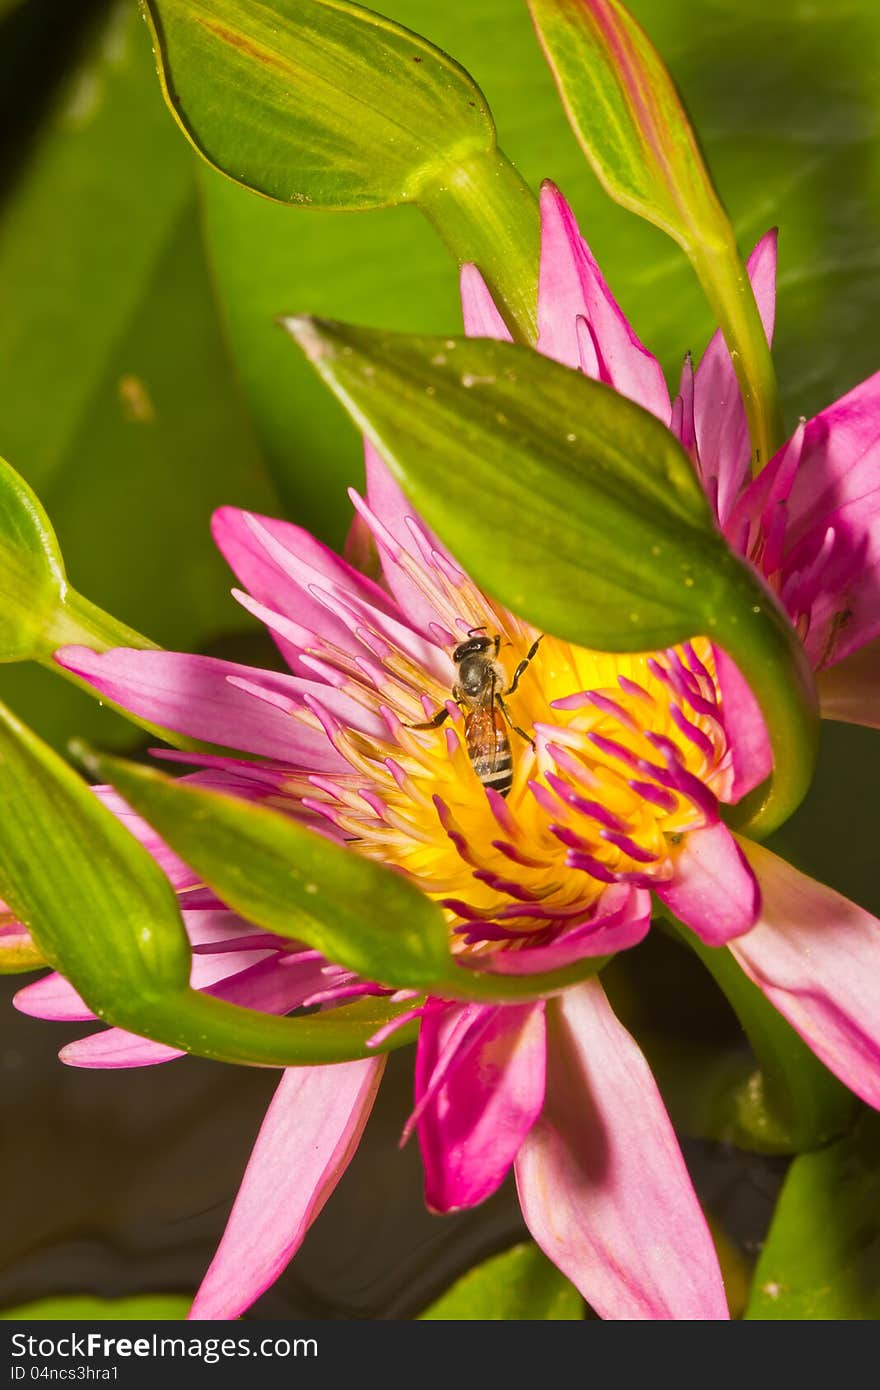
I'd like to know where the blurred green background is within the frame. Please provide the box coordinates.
[0,0,878,1318]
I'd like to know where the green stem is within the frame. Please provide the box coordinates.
[46,587,158,653]
[714,549,819,839]
[128,989,419,1067]
[416,146,541,345]
[690,231,786,475]
[672,918,854,1152]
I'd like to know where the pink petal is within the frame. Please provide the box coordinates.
[476,884,651,975]
[189,1058,384,1319]
[537,182,670,422]
[360,440,462,642]
[693,230,777,524]
[731,839,880,1110]
[729,370,880,667]
[460,263,512,340]
[817,636,880,728]
[15,972,94,1022]
[416,1001,546,1212]
[53,648,343,768]
[515,979,728,1320]
[712,645,773,801]
[655,822,760,945]
[211,506,398,673]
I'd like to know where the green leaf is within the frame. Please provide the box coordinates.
[0,450,65,662]
[0,2,279,752]
[420,1243,584,1319]
[287,316,817,836]
[141,0,495,209]
[525,0,783,471]
[746,1112,880,1319]
[0,700,417,1065]
[0,1293,191,1320]
[288,318,717,649]
[77,745,451,991]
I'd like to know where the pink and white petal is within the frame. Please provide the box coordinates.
[460,264,512,341]
[416,1001,546,1212]
[694,230,777,525]
[515,979,728,1320]
[53,648,343,768]
[817,636,880,728]
[211,507,398,672]
[189,1057,384,1320]
[731,839,880,1110]
[477,885,651,975]
[537,182,670,422]
[655,822,760,945]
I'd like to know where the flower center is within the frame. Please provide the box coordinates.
[284,502,733,961]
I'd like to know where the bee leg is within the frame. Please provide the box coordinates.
[497,695,535,750]
[506,634,544,695]
[405,705,452,731]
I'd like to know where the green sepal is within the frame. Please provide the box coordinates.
[77,743,451,991]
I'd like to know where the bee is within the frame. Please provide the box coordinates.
[410,630,543,797]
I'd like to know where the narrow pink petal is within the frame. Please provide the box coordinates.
[731,839,880,1109]
[693,230,777,524]
[817,636,880,728]
[655,822,760,945]
[515,979,728,1320]
[53,648,343,768]
[460,264,512,340]
[537,182,670,422]
[416,1001,546,1212]
[211,506,397,672]
[189,1058,384,1319]
[712,645,773,801]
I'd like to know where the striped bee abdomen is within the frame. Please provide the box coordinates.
[465,707,514,798]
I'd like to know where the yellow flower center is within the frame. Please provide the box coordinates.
[284,580,731,961]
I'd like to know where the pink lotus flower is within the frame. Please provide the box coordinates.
[13,184,880,1321]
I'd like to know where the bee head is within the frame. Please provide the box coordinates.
[453,632,497,664]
